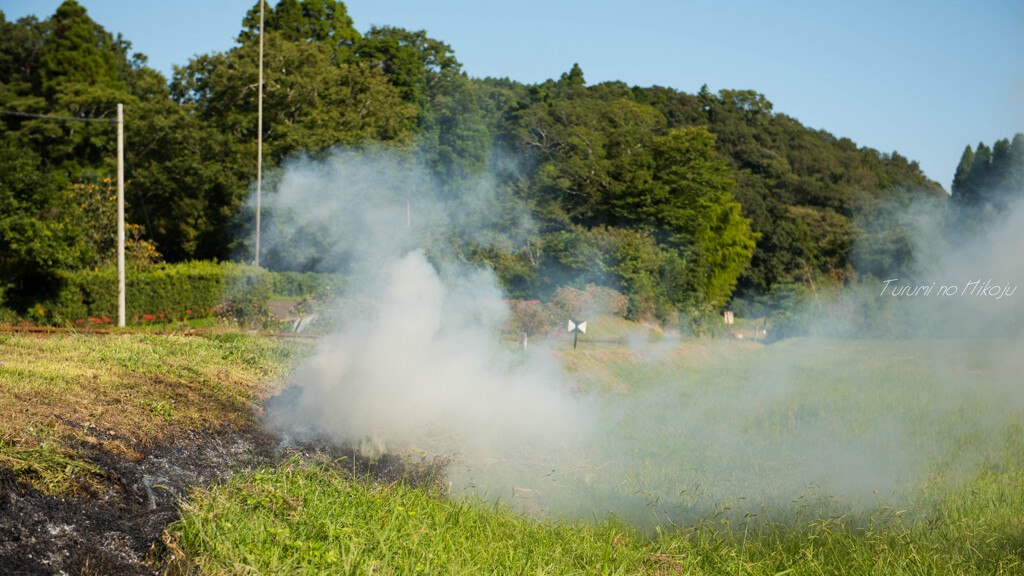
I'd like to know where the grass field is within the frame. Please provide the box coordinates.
[170,331,1024,575]
[1,327,1022,574]
[0,331,310,495]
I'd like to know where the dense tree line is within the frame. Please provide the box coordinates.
[949,134,1024,234]
[5,0,997,327]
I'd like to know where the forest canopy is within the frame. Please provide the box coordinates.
[3,0,1017,327]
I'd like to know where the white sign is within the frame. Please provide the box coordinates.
[567,319,587,334]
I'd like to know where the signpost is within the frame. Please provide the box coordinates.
[567,319,587,349]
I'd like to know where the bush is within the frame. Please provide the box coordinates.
[502,285,629,338]
[29,261,345,328]
[505,300,552,337]
[550,284,628,321]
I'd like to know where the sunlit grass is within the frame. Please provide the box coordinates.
[166,334,1024,575]
[170,461,690,575]
[169,443,1024,575]
[3,327,1021,573]
[0,331,312,493]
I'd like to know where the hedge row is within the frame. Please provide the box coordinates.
[34,262,344,325]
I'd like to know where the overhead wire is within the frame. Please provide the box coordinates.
[0,109,117,124]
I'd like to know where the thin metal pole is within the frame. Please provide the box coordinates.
[117,103,125,328]
[255,0,264,267]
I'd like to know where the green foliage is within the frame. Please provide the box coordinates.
[0,12,50,90]
[0,1,135,182]
[949,133,1024,236]
[540,226,683,321]
[28,261,344,327]
[689,87,944,295]
[0,142,91,308]
[509,92,755,315]
[159,27,413,260]
[355,26,489,192]
[644,127,757,307]
[240,0,361,51]
[38,0,123,96]
[1,1,957,327]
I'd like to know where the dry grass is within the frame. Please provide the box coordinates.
[0,331,310,494]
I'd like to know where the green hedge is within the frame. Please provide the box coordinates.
[37,262,344,325]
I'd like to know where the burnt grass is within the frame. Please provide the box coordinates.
[0,417,447,575]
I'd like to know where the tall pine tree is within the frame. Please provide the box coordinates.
[39,0,122,97]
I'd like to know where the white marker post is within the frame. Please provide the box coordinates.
[567,319,587,349]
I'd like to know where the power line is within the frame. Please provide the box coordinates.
[0,105,127,327]
[0,109,117,124]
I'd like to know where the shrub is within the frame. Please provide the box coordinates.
[506,300,552,337]
[550,284,628,321]
[28,261,345,328]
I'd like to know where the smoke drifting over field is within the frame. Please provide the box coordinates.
[260,148,591,472]
[258,148,1024,527]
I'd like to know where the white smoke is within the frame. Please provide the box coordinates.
[258,146,1024,529]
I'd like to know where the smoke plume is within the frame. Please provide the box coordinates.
[258,147,1024,528]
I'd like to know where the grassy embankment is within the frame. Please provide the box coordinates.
[1,325,1022,574]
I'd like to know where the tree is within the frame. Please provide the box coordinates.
[125,95,248,261]
[642,127,756,307]
[39,0,123,96]
[355,26,488,191]
[239,0,360,52]
[560,63,585,88]
[948,133,1024,238]
[0,142,90,308]
[1008,133,1024,193]
[0,1,136,182]
[951,144,975,203]
[158,30,413,260]
[0,13,50,90]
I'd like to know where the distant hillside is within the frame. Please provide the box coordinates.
[471,72,945,301]
[0,1,950,325]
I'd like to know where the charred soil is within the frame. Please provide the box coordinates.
[0,418,444,575]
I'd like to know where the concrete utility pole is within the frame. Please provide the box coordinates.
[0,106,128,326]
[255,0,265,267]
[117,103,125,327]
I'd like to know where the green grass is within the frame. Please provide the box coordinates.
[168,449,1024,575]
[164,333,1024,575]
[3,327,1021,573]
[169,461,689,575]
[0,331,312,493]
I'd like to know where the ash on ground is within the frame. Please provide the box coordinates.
[0,419,449,575]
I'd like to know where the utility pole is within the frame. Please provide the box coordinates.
[117,103,125,327]
[255,0,265,267]
[0,107,128,326]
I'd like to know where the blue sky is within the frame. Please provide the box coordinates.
[4,0,1022,191]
